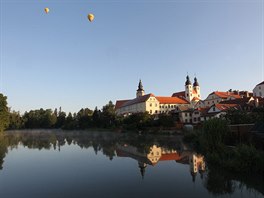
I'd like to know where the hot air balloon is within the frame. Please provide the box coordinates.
[44,8,49,14]
[87,14,94,22]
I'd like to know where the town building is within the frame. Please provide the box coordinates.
[195,91,242,108]
[115,76,201,116]
[253,81,264,98]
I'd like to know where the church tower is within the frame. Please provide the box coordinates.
[193,77,201,100]
[185,75,193,102]
[136,79,145,98]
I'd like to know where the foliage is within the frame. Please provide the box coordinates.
[123,112,153,130]
[0,94,9,132]
[23,109,57,129]
[200,118,229,151]
[8,111,24,129]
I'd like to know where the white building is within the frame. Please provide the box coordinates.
[253,81,264,98]
[195,91,241,108]
[115,76,200,116]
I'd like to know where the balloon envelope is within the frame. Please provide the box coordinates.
[88,14,94,22]
[44,8,49,14]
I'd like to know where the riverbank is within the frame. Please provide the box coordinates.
[183,119,264,175]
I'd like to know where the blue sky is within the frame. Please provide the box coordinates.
[0,0,263,113]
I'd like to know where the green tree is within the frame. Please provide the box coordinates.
[101,101,116,128]
[0,94,9,132]
[9,110,24,129]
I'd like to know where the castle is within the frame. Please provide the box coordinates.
[115,75,201,115]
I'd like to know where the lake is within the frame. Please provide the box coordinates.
[0,130,263,198]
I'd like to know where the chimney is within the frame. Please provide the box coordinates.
[255,98,259,108]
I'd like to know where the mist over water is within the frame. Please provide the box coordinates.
[0,130,263,198]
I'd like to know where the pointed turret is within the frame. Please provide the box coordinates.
[136,79,145,98]
[137,79,144,91]
[185,75,191,85]
[193,77,199,87]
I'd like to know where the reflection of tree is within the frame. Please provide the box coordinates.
[0,134,8,170]
[0,131,263,197]
[203,167,236,195]
[203,165,264,196]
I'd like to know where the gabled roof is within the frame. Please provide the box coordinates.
[159,153,181,161]
[209,91,241,99]
[115,100,131,110]
[122,93,155,107]
[175,106,193,112]
[214,103,240,111]
[172,91,185,98]
[256,81,264,86]
[219,97,253,105]
[156,96,189,104]
[192,97,200,101]
[194,107,210,115]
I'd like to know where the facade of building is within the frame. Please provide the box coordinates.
[115,76,200,116]
[195,91,241,108]
[253,81,264,98]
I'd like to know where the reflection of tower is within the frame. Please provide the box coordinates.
[138,162,147,179]
[189,153,205,182]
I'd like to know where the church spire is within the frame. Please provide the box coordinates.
[193,77,199,87]
[136,79,145,98]
[185,75,191,85]
[137,79,144,91]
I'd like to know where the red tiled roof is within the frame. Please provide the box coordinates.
[195,107,210,115]
[210,91,241,99]
[172,91,185,97]
[122,93,155,107]
[256,81,264,86]
[192,97,200,101]
[156,96,189,104]
[215,103,239,111]
[159,153,181,161]
[115,100,131,110]
[219,97,252,105]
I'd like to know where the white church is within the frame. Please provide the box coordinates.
[115,75,201,115]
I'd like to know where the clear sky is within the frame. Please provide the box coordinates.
[0,0,263,114]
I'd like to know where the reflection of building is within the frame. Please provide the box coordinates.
[116,144,205,181]
[189,154,206,182]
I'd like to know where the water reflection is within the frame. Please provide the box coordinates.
[116,143,205,181]
[0,131,263,198]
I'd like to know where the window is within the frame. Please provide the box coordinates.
[185,119,188,123]
[187,93,189,97]
[155,110,158,114]
[168,105,170,108]
[150,110,152,114]
[155,103,157,107]
[185,113,188,116]
[208,102,210,105]
[198,117,201,121]
[259,86,261,89]
[150,103,152,107]
[213,107,215,111]
[160,105,161,108]
[174,105,176,108]
[194,117,197,122]
[260,92,262,96]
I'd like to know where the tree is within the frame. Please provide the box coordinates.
[9,110,24,129]
[0,94,9,132]
[101,101,116,128]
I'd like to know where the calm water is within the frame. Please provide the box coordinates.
[0,130,263,198]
